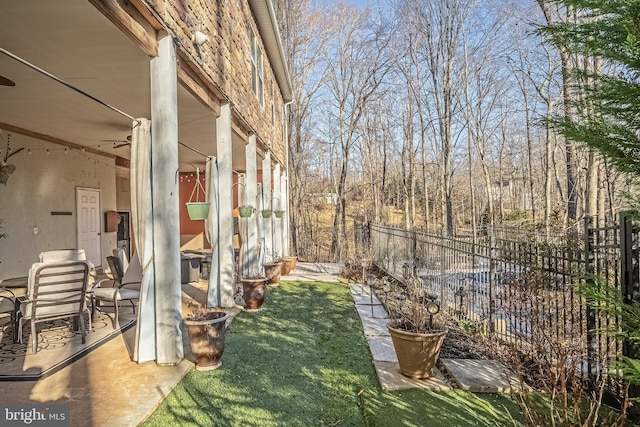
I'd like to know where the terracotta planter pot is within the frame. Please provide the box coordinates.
[281,256,297,276]
[263,261,283,285]
[242,277,267,310]
[184,312,228,370]
[387,321,447,379]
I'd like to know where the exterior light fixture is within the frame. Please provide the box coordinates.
[191,31,209,46]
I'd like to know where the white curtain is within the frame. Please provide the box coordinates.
[130,118,156,363]
[257,183,265,267]
[205,157,221,306]
[238,174,248,277]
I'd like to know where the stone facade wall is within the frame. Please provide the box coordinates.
[147,0,287,166]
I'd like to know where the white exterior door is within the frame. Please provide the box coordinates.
[76,187,102,267]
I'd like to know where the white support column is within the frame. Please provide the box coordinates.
[273,164,282,258]
[211,103,235,307]
[281,172,289,256]
[262,153,273,262]
[150,34,183,365]
[245,135,259,275]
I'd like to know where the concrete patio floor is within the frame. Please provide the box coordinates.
[0,263,332,426]
[0,274,241,427]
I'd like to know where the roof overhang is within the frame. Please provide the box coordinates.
[248,0,293,103]
[0,0,254,172]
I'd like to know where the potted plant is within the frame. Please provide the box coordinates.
[233,180,254,218]
[183,305,229,371]
[238,205,254,218]
[185,167,211,220]
[261,209,272,218]
[387,276,447,379]
[241,271,268,310]
[262,249,282,285]
[281,255,297,276]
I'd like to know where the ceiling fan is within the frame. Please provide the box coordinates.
[100,135,131,148]
[0,75,16,87]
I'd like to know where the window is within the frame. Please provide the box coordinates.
[281,103,285,143]
[271,80,275,127]
[251,28,264,106]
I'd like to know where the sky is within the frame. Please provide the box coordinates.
[317,0,378,7]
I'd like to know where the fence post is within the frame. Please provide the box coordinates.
[440,228,446,306]
[488,235,495,333]
[354,222,363,251]
[584,215,596,377]
[620,211,640,361]
[411,228,418,277]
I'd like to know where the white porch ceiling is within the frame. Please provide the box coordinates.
[0,0,249,171]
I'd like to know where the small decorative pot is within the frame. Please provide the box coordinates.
[184,311,228,370]
[387,321,447,379]
[242,277,268,310]
[261,210,272,218]
[263,261,283,285]
[274,210,284,218]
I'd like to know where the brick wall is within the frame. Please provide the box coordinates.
[147,0,287,166]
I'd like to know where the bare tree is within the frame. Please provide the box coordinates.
[398,0,473,236]
[537,0,580,228]
[322,3,393,261]
[273,0,329,257]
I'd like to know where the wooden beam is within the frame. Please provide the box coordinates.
[89,0,158,57]
[176,49,226,103]
[231,122,247,142]
[128,0,164,30]
[177,65,220,117]
[0,122,116,159]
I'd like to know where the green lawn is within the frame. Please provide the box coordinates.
[143,281,524,427]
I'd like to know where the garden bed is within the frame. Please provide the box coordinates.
[368,275,495,360]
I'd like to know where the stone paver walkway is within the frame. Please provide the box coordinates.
[349,283,451,391]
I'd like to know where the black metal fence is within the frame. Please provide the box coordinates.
[369,213,640,383]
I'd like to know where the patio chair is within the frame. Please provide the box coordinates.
[92,254,140,329]
[39,248,95,329]
[39,249,88,263]
[0,287,17,342]
[18,260,92,354]
[112,248,129,273]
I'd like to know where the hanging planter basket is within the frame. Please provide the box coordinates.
[274,210,284,219]
[238,206,254,218]
[261,209,272,218]
[187,202,210,220]
[185,167,210,220]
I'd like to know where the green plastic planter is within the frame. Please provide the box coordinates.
[186,202,210,220]
[238,206,253,218]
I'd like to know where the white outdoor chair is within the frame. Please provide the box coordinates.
[39,248,95,329]
[39,249,88,263]
[92,252,141,329]
[18,260,92,353]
